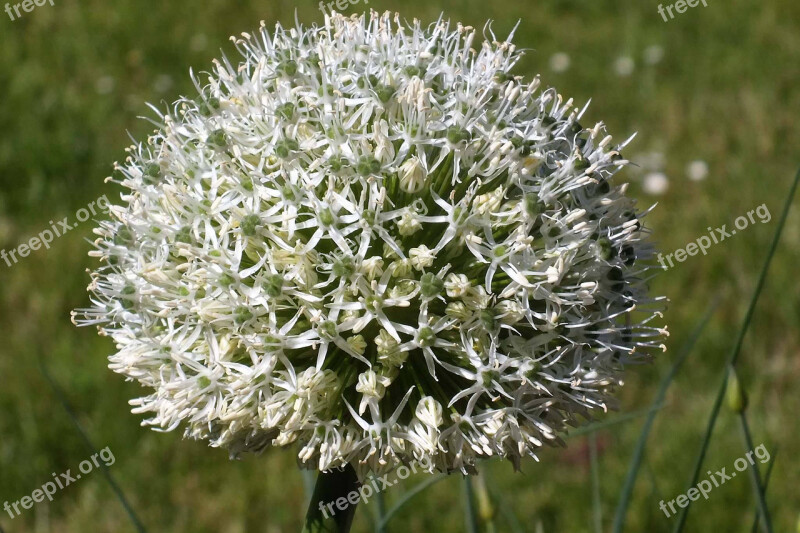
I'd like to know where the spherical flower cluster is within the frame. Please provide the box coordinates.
[74,11,666,477]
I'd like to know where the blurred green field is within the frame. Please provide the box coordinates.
[1,0,799,531]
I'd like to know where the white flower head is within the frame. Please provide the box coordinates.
[644,45,665,65]
[686,160,708,181]
[74,11,666,477]
[643,171,670,195]
[549,52,571,73]
[614,55,635,77]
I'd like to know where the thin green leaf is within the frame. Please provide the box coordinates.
[377,474,448,529]
[302,469,316,507]
[738,414,773,532]
[463,476,480,533]
[475,470,497,533]
[374,489,386,533]
[38,357,147,533]
[673,166,800,532]
[589,433,603,533]
[489,486,525,533]
[644,458,665,505]
[612,300,718,532]
[750,449,778,533]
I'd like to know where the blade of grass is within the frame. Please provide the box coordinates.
[463,476,480,533]
[488,486,525,533]
[377,473,448,529]
[589,433,603,533]
[644,457,665,505]
[612,301,718,532]
[673,166,800,532]
[38,357,147,533]
[374,489,386,533]
[475,470,497,533]
[302,469,316,507]
[750,449,777,533]
[738,413,773,532]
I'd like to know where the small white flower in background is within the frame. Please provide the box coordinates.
[74,11,666,478]
[190,33,208,52]
[687,160,709,181]
[613,55,635,77]
[95,76,115,95]
[549,52,571,73]
[643,172,670,195]
[153,74,173,94]
[643,45,665,65]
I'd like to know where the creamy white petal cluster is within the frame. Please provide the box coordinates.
[74,11,667,477]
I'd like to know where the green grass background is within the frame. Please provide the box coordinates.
[1,0,799,531]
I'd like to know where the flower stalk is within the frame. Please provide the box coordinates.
[302,465,361,533]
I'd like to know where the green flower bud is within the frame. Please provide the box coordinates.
[241,214,260,236]
[277,102,295,120]
[319,208,335,227]
[726,366,748,413]
[208,129,227,147]
[357,156,381,176]
[319,320,337,340]
[174,226,192,244]
[277,59,298,76]
[420,273,444,299]
[375,84,395,103]
[446,126,470,144]
[332,256,355,277]
[263,274,284,297]
[235,306,253,323]
[417,326,436,347]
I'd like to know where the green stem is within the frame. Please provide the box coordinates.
[377,473,448,529]
[302,466,361,533]
[39,357,146,532]
[475,470,497,533]
[673,166,800,532]
[612,301,717,532]
[374,489,387,533]
[589,433,603,533]
[750,449,777,533]
[462,476,480,533]
[738,414,773,533]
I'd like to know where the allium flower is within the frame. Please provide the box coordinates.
[613,55,635,77]
[74,11,666,477]
[686,160,709,181]
[643,171,670,195]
